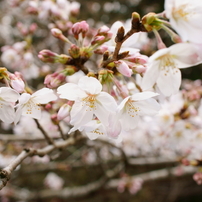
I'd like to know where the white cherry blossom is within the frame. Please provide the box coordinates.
[118,91,160,131]
[15,88,57,124]
[0,87,19,123]
[69,115,121,140]
[57,76,117,129]
[142,43,202,96]
[165,0,202,43]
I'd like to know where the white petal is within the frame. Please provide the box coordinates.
[131,91,159,101]
[118,96,130,111]
[19,93,31,105]
[70,100,93,128]
[32,88,57,104]
[106,113,122,139]
[57,83,86,100]
[0,101,15,123]
[96,92,117,113]
[169,43,202,68]
[119,109,139,131]
[21,101,42,119]
[82,120,106,140]
[157,67,181,96]
[165,0,202,43]
[94,104,110,126]
[135,99,161,116]
[78,76,102,95]
[141,62,160,91]
[0,87,20,102]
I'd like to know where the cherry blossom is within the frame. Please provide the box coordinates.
[57,76,117,129]
[142,43,202,96]
[15,88,57,124]
[0,87,19,123]
[164,0,202,43]
[118,91,160,131]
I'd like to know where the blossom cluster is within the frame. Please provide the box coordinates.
[1,0,202,188]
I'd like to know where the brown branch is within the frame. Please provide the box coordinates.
[0,134,61,142]
[34,119,55,145]
[0,135,84,190]
[2,165,196,201]
[107,165,197,188]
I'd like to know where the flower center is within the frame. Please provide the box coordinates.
[158,54,179,76]
[82,95,97,111]
[172,4,191,21]
[91,128,104,135]
[25,99,40,115]
[126,99,140,117]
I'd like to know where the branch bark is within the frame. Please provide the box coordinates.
[0,135,84,190]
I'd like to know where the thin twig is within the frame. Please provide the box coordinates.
[34,119,55,145]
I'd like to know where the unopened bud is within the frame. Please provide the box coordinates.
[51,28,72,43]
[87,72,96,78]
[44,72,66,88]
[103,51,110,61]
[94,45,108,54]
[9,72,25,93]
[51,28,63,38]
[95,25,113,43]
[38,50,59,63]
[115,60,132,77]
[91,35,105,46]
[118,51,129,60]
[98,69,113,84]
[131,12,140,30]
[57,54,72,64]
[133,65,147,74]
[68,44,80,58]
[72,21,89,40]
[63,66,76,76]
[142,12,162,32]
[115,26,125,42]
[97,25,110,35]
[57,104,72,121]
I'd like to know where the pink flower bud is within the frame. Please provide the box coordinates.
[125,53,148,65]
[72,21,89,40]
[38,50,59,63]
[97,25,110,35]
[57,104,71,120]
[133,65,147,74]
[91,35,105,46]
[44,72,66,88]
[94,45,108,54]
[9,72,25,93]
[115,60,133,77]
[51,28,63,38]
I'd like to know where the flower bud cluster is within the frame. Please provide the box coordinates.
[38,50,72,64]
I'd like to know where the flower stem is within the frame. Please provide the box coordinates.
[34,119,55,145]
